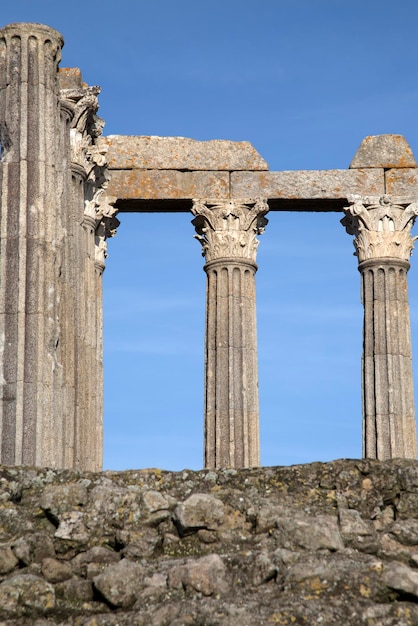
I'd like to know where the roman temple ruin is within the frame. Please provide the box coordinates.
[0,22,417,469]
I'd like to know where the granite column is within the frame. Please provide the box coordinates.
[192,198,268,468]
[342,195,418,459]
[60,76,119,470]
[0,22,116,469]
[0,23,65,465]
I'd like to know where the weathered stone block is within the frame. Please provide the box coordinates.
[230,168,385,201]
[0,573,55,616]
[93,559,145,608]
[58,67,84,90]
[71,546,120,578]
[174,493,225,533]
[383,561,418,599]
[0,546,18,574]
[39,483,89,523]
[350,134,416,169]
[12,533,55,566]
[121,527,162,559]
[55,577,94,602]
[275,514,344,551]
[107,169,230,201]
[102,135,269,170]
[142,489,170,513]
[41,557,73,583]
[54,511,89,545]
[390,520,418,546]
[168,554,228,596]
[385,168,418,195]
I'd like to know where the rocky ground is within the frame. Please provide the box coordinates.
[0,459,418,624]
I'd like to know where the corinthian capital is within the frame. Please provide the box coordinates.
[341,195,418,263]
[191,198,268,264]
[60,85,119,272]
[60,86,104,173]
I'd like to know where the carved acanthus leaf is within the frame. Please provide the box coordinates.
[60,85,119,273]
[84,144,119,274]
[83,144,112,222]
[191,198,268,263]
[342,195,418,263]
[60,86,103,172]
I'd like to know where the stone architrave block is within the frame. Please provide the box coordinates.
[230,169,385,201]
[102,135,269,171]
[107,169,230,200]
[385,169,418,196]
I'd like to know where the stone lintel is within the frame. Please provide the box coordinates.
[350,134,416,169]
[231,169,385,204]
[106,167,389,212]
[101,135,269,171]
[385,169,418,196]
[107,170,230,204]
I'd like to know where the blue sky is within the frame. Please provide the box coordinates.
[3,1,418,469]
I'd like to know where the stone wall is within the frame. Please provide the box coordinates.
[1,460,418,624]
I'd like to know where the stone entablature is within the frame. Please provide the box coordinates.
[103,134,418,208]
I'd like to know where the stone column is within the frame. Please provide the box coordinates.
[0,23,65,465]
[0,23,115,470]
[192,198,268,468]
[342,194,418,459]
[60,74,119,471]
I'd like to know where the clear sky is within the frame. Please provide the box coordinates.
[2,1,418,470]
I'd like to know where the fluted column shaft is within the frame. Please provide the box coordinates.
[0,24,114,470]
[60,77,118,471]
[192,198,268,468]
[342,195,418,459]
[0,23,64,465]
